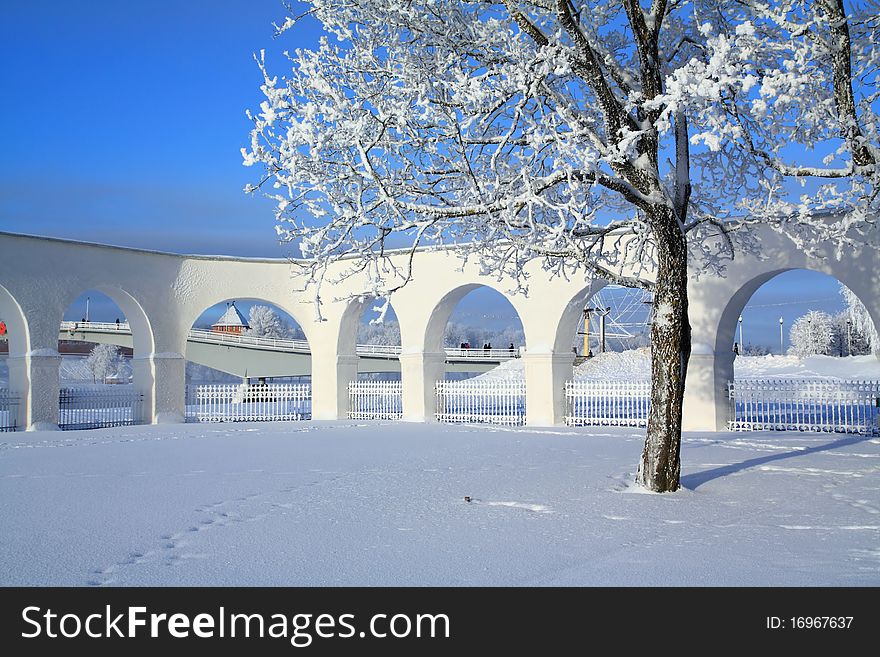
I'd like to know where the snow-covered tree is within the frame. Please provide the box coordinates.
[85,344,122,384]
[789,310,837,357]
[247,305,303,340]
[244,1,879,491]
[358,319,402,345]
[839,283,878,354]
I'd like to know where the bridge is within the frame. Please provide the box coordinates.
[0,229,877,431]
[55,321,515,377]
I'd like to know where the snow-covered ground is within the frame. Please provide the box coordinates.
[1,421,878,586]
[472,350,880,382]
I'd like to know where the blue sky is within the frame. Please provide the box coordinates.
[1,0,305,256]
[1,1,850,345]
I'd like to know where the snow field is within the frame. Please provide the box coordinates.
[1,421,878,586]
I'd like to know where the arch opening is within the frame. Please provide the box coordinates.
[56,287,155,430]
[427,284,526,380]
[551,280,654,381]
[185,298,312,423]
[187,298,309,385]
[338,297,403,381]
[722,269,879,378]
[719,269,880,436]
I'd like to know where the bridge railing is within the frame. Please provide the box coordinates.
[61,320,130,332]
[435,379,526,426]
[187,328,313,353]
[58,321,520,361]
[564,380,651,427]
[186,383,312,423]
[443,347,520,361]
[729,379,880,435]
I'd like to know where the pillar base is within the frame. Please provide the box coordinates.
[311,353,359,420]
[144,353,186,424]
[399,352,446,422]
[682,347,734,432]
[522,351,574,426]
[29,421,61,432]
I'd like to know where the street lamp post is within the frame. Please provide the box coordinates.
[738,315,744,352]
[846,319,852,356]
[597,307,611,354]
[779,317,784,355]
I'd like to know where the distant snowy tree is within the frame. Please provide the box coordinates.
[358,319,401,345]
[839,284,878,354]
[742,344,771,356]
[247,305,303,340]
[85,344,121,383]
[789,311,837,357]
[245,1,879,492]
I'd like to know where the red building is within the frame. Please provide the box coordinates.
[211,302,249,336]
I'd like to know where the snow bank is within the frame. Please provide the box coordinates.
[471,358,526,381]
[734,354,880,380]
[574,348,652,380]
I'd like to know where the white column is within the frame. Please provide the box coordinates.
[9,352,62,431]
[310,353,359,420]
[522,352,573,427]
[682,344,734,431]
[148,353,186,424]
[399,352,446,422]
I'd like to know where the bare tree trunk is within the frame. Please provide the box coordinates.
[637,208,691,492]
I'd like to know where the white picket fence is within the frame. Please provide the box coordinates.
[58,385,144,430]
[186,383,311,423]
[435,379,526,425]
[0,389,20,432]
[348,381,403,420]
[729,379,880,435]
[564,380,652,427]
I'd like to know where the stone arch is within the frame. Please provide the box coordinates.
[549,280,610,355]
[712,267,879,358]
[181,296,313,383]
[181,295,313,347]
[335,295,400,357]
[56,284,155,358]
[92,285,155,356]
[418,282,528,354]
